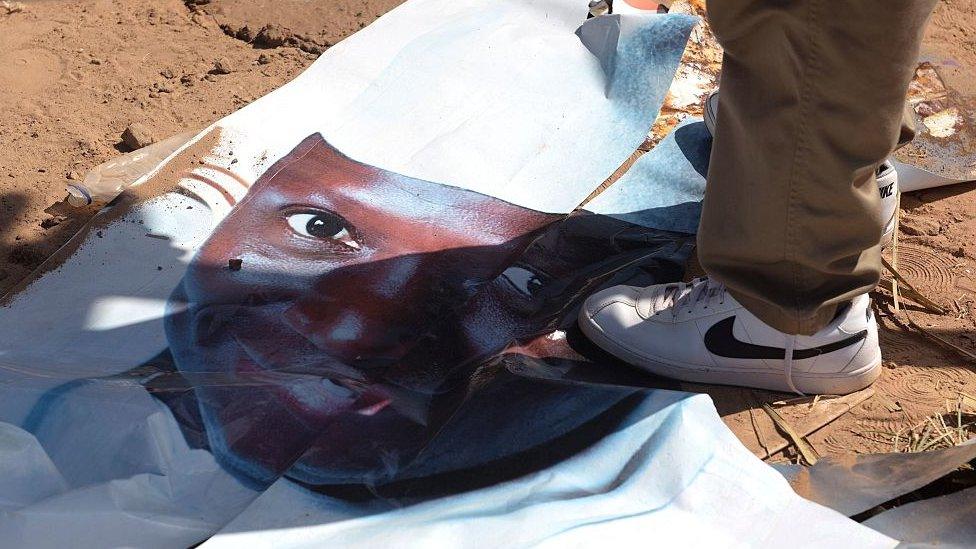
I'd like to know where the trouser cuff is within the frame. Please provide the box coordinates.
[727,288,839,336]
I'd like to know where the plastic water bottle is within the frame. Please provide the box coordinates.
[66,131,196,207]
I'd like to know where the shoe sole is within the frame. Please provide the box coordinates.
[579,313,881,395]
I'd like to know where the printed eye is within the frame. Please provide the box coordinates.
[286,212,360,250]
[500,266,544,296]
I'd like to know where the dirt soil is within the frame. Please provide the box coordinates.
[1,0,975,461]
[0,0,403,292]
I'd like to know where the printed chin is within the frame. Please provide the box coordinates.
[285,409,430,486]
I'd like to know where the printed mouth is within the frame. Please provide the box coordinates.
[178,303,430,425]
[231,332,393,422]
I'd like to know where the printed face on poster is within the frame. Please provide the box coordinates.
[0,3,727,545]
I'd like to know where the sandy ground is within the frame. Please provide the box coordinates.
[0,0,402,291]
[1,0,975,461]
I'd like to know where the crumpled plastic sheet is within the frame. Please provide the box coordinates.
[890,158,973,192]
[863,485,976,548]
[775,441,976,518]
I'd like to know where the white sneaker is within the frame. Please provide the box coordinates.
[578,277,882,395]
[703,91,899,248]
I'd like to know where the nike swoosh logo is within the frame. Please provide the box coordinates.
[704,316,867,360]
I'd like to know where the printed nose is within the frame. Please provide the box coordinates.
[281,256,430,364]
[284,296,414,365]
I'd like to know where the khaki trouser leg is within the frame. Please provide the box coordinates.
[698,0,937,335]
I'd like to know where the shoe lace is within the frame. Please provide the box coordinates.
[783,334,803,396]
[651,278,806,395]
[657,277,727,318]
[643,277,727,318]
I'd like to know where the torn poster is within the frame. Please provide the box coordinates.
[0,1,893,547]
